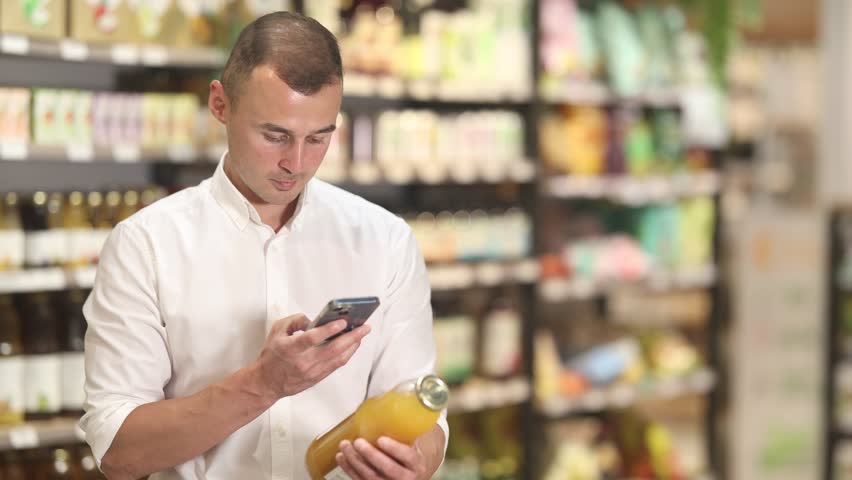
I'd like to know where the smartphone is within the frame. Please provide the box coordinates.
[309,297,380,342]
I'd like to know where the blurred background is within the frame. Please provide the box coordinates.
[0,0,839,478]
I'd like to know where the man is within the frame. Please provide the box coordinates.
[80,11,447,480]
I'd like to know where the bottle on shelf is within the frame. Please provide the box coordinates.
[0,193,25,271]
[87,192,113,264]
[116,190,140,223]
[479,295,523,380]
[64,192,94,268]
[20,292,62,419]
[46,447,75,479]
[47,193,69,267]
[305,375,449,480]
[22,192,53,269]
[59,289,88,417]
[0,294,25,425]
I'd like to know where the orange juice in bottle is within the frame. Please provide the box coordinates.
[305,374,449,480]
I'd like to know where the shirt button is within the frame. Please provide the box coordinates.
[276,424,287,437]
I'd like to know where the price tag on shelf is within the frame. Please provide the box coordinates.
[1,35,30,55]
[141,46,169,66]
[110,44,139,65]
[0,142,28,161]
[112,144,141,163]
[8,426,39,449]
[59,40,89,61]
[167,144,197,163]
[66,144,95,163]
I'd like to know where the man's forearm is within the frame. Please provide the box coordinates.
[100,362,275,480]
[416,424,447,476]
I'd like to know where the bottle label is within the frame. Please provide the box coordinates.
[25,230,68,267]
[0,356,25,418]
[67,228,92,265]
[61,352,86,410]
[0,230,25,269]
[24,354,61,413]
[325,467,352,480]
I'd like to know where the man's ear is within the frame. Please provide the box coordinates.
[208,80,229,125]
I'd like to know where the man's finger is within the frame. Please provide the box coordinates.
[376,436,420,469]
[354,438,410,479]
[294,320,349,350]
[336,452,363,480]
[340,440,381,480]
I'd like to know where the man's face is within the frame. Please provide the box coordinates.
[211,65,343,208]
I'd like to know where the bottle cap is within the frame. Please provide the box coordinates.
[415,374,449,412]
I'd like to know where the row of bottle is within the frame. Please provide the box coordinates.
[0,188,164,271]
[436,406,522,480]
[0,290,89,424]
[539,106,703,177]
[404,209,532,265]
[318,110,530,184]
[541,414,708,479]
[0,0,288,49]
[433,297,523,385]
[1,445,104,479]
[538,197,716,282]
[0,88,199,148]
[307,1,530,98]
[539,0,702,96]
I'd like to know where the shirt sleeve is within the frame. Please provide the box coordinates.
[367,219,449,454]
[79,222,172,466]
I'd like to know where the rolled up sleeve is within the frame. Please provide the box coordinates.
[368,220,449,453]
[80,222,171,465]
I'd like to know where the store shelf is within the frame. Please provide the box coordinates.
[428,259,540,291]
[0,34,226,68]
[537,265,717,302]
[0,418,85,451]
[448,377,531,414]
[0,266,97,294]
[343,73,532,104]
[0,142,214,164]
[535,368,717,418]
[543,172,721,204]
[540,80,681,107]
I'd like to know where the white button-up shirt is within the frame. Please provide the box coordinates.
[80,158,447,480]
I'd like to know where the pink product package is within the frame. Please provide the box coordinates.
[92,92,111,146]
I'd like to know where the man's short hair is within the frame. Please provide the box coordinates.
[221,11,342,107]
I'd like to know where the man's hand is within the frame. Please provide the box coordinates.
[254,314,371,401]
[335,427,445,480]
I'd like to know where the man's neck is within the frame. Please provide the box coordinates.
[256,201,298,233]
[223,158,298,233]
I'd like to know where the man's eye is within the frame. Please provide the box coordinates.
[307,136,326,145]
[264,134,287,143]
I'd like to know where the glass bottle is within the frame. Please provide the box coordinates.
[46,192,69,267]
[64,191,92,268]
[59,289,87,416]
[0,294,24,425]
[87,192,111,264]
[22,192,51,268]
[20,292,62,419]
[0,193,25,271]
[116,190,139,223]
[305,375,449,480]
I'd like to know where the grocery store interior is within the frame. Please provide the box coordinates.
[0,0,844,479]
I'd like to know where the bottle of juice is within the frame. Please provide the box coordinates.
[305,374,449,480]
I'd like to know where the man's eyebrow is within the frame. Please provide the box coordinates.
[258,123,336,135]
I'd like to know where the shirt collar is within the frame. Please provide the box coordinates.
[210,151,312,233]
